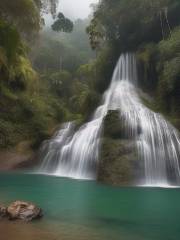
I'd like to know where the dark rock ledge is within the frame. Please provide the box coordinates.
[0,201,43,222]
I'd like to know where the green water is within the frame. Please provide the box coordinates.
[0,173,180,240]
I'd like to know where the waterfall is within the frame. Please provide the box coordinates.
[39,53,180,186]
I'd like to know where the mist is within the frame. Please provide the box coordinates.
[58,0,98,20]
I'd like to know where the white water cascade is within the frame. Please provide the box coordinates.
[39,53,180,186]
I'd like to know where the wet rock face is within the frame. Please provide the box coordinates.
[98,110,144,186]
[4,201,43,222]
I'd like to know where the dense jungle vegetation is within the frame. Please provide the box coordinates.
[0,0,96,151]
[0,0,180,154]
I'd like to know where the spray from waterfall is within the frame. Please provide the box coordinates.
[39,53,180,186]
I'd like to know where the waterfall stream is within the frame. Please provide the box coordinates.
[39,53,180,186]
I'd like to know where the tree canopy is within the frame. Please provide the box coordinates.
[87,0,180,51]
[0,0,59,37]
[51,12,74,33]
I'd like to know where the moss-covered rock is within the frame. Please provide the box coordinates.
[103,110,125,139]
[98,110,144,186]
[167,118,180,132]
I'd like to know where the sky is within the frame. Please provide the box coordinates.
[58,0,98,20]
[44,0,98,26]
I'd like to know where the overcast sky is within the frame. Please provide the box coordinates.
[58,0,98,20]
[44,0,98,26]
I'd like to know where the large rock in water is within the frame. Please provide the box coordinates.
[98,110,144,186]
[7,201,43,221]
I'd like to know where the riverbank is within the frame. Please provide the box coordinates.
[0,141,38,170]
[0,220,56,240]
[0,150,36,170]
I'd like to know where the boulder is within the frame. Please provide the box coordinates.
[0,205,6,217]
[98,110,144,186]
[103,110,125,139]
[103,110,141,139]
[98,138,143,185]
[7,201,43,221]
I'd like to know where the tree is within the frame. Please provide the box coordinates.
[0,0,60,37]
[87,0,180,52]
[0,0,40,37]
[51,12,74,33]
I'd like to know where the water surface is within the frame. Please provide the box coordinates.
[0,173,180,240]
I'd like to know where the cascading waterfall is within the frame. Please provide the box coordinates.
[39,53,180,186]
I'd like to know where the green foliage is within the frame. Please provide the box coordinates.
[137,43,158,91]
[159,57,180,92]
[0,19,37,91]
[93,44,120,93]
[0,0,41,37]
[0,0,60,37]
[0,20,67,150]
[60,19,95,62]
[86,18,104,50]
[76,62,96,88]
[69,80,100,118]
[87,0,180,92]
[1,0,180,153]
[158,27,180,60]
[32,37,86,72]
[0,69,69,149]
[86,0,180,121]
[31,17,99,122]
[0,0,78,151]
[0,21,21,64]
[40,68,100,122]
[32,19,95,73]
[47,70,72,98]
[136,27,180,117]
[157,28,180,116]
[88,0,180,51]
[52,12,74,33]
